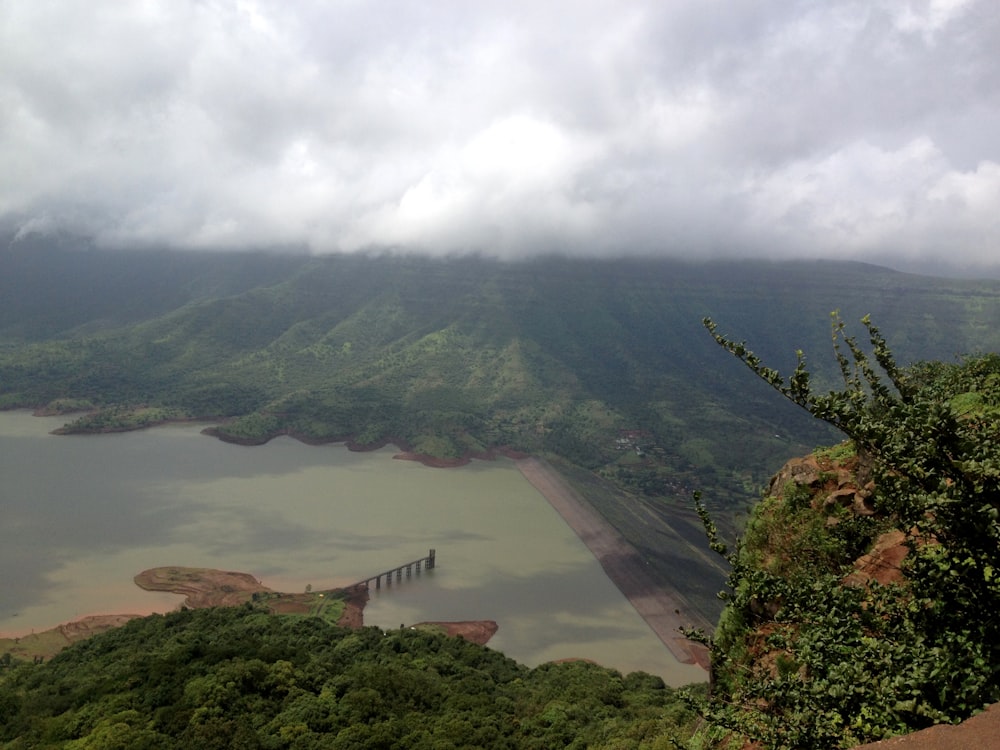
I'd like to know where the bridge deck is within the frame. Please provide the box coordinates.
[347,549,436,590]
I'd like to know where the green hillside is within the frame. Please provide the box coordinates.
[4,246,1000,624]
[5,249,1000,502]
[5,246,1000,747]
[0,605,702,749]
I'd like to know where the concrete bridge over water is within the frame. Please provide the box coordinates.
[350,549,436,591]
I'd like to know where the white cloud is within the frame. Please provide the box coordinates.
[744,139,941,247]
[890,0,976,39]
[741,138,1000,262]
[2,0,999,266]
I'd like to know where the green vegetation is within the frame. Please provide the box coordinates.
[54,405,192,434]
[5,243,1000,746]
[4,249,1000,627]
[692,315,1000,749]
[812,440,856,463]
[6,252,1000,503]
[0,605,701,749]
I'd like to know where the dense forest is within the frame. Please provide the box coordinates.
[0,605,701,749]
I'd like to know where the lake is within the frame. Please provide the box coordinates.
[0,410,705,685]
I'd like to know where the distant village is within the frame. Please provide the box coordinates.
[615,429,668,459]
[612,429,692,498]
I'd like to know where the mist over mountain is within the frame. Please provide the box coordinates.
[3,2,1000,266]
[4,244,1000,519]
[5,4,1000,745]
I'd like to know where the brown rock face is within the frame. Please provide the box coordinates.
[853,702,1000,749]
[731,448,1000,749]
[843,529,909,587]
[769,450,871,501]
[767,455,824,494]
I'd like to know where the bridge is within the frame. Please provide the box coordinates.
[349,549,436,591]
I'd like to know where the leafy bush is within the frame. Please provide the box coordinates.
[693,316,1000,749]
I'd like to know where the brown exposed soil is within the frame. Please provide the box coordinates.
[134,567,271,608]
[413,620,499,645]
[843,529,910,587]
[132,567,392,633]
[853,703,1000,750]
[333,585,368,628]
[0,614,147,663]
[391,445,531,467]
[1,565,492,662]
[201,424,529,468]
[57,614,142,640]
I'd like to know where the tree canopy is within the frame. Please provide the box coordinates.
[0,605,701,749]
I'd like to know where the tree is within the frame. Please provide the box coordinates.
[693,314,1000,749]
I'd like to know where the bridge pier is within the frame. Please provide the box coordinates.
[353,550,438,592]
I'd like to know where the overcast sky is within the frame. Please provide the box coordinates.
[2,1,999,267]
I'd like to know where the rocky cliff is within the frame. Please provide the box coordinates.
[698,443,997,749]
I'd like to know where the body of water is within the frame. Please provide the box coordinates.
[0,411,705,684]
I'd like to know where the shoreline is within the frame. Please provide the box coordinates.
[5,411,710,671]
[1,568,494,662]
[19,405,530,469]
[515,456,711,671]
[0,590,187,641]
[201,424,532,468]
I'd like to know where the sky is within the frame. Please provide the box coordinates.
[2,0,999,268]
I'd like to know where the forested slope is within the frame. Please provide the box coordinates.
[4,245,1000,625]
[0,605,700,749]
[5,245,1000,516]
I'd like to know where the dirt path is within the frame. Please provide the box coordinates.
[515,457,710,670]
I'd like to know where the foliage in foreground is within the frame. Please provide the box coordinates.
[692,314,1000,749]
[0,606,701,749]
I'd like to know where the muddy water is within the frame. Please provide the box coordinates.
[0,411,705,684]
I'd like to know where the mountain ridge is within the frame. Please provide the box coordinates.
[4,247,1000,626]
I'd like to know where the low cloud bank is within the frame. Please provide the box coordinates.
[2,1,999,266]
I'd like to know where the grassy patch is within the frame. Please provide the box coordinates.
[813,440,856,463]
[0,630,71,663]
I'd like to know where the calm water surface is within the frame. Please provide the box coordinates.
[0,411,704,684]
